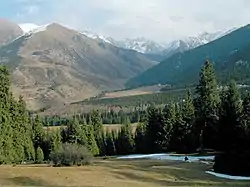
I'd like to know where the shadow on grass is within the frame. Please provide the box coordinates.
[4,177,53,187]
[104,160,249,186]
[4,176,101,187]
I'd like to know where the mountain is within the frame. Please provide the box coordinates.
[19,23,40,33]
[162,28,237,59]
[126,25,250,88]
[0,23,156,110]
[0,19,23,46]
[81,30,165,54]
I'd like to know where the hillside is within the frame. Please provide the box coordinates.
[0,19,23,46]
[127,24,250,88]
[0,23,156,110]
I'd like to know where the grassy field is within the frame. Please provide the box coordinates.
[0,159,249,187]
[44,123,138,133]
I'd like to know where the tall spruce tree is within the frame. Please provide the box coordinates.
[32,115,45,149]
[181,90,196,152]
[195,61,220,150]
[106,130,116,156]
[146,105,165,153]
[218,81,243,151]
[118,119,134,155]
[163,103,175,152]
[135,122,147,153]
[0,66,14,163]
[91,110,103,151]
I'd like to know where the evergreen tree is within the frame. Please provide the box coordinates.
[162,103,175,151]
[17,96,35,161]
[36,147,44,164]
[32,115,45,149]
[91,110,103,152]
[0,66,14,163]
[63,118,87,145]
[118,119,134,155]
[195,61,220,150]
[218,81,243,151]
[86,125,99,155]
[106,131,116,156]
[181,91,197,152]
[134,123,147,153]
[145,105,165,153]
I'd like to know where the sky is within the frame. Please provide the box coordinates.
[1,0,250,42]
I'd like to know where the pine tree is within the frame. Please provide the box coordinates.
[17,96,35,161]
[181,90,197,152]
[32,115,45,149]
[106,130,116,156]
[63,118,87,145]
[195,61,220,150]
[118,119,134,155]
[91,110,103,151]
[162,103,175,151]
[36,147,44,164]
[134,122,147,153]
[145,105,165,153]
[86,125,99,155]
[218,81,243,151]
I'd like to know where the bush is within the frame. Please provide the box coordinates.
[50,143,93,167]
[36,147,44,164]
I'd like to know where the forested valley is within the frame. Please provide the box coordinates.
[0,61,250,176]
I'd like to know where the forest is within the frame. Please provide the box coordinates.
[0,61,250,176]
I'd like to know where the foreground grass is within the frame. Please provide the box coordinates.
[0,159,249,187]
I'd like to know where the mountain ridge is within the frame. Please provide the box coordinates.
[0,22,156,110]
[126,24,250,88]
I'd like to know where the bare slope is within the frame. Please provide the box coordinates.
[0,23,156,110]
[0,19,23,46]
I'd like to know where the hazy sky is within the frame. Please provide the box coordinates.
[1,0,250,42]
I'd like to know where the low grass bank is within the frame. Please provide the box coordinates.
[0,159,249,187]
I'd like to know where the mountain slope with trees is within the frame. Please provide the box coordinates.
[127,24,250,88]
[0,23,156,110]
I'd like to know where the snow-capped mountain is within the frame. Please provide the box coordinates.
[19,23,40,33]
[162,28,238,58]
[81,30,165,54]
[115,38,165,54]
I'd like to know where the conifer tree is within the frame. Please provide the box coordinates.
[181,90,196,152]
[86,125,99,155]
[118,119,134,155]
[106,130,116,156]
[134,122,147,153]
[36,147,44,164]
[91,110,103,151]
[195,61,220,150]
[32,115,45,149]
[162,103,175,151]
[145,105,165,153]
[218,81,243,151]
[0,66,14,163]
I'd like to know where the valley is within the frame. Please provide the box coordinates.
[1,14,250,187]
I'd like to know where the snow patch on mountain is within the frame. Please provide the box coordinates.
[163,28,238,57]
[19,23,40,33]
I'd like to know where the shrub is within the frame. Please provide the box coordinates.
[50,143,93,167]
[36,147,44,164]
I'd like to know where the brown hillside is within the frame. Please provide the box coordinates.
[0,23,156,111]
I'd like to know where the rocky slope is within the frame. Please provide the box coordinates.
[0,23,156,110]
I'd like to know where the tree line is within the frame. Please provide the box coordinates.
[1,61,250,176]
[42,109,146,127]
